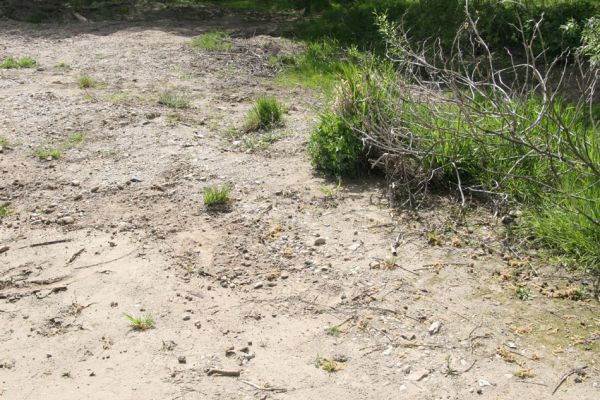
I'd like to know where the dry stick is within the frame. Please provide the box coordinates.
[240,380,287,393]
[67,248,85,264]
[206,369,241,377]
[19,238,72,249]
[74,249,136,270]
[552,365,588,395]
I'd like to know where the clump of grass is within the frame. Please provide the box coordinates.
[0,137,8,146]
[314,354,340,373]
[244,97,284,132]
[189,32,232,51]
[35,148,63,160]
[123,312,155,331]
[203,186,231,207]
[515,369,536,379]
[515,286,535,301]
[0,204,9,218]
[78,75,97,89]
[325,325,342,337]
[158,91,190,109]
[0,56,37,69]
[56,62,70,70]
[65,132,85,146]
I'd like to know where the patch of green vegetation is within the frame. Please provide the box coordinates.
[314,354,340,373]
[515,286,535,301]
[56,62,71,69]
[123,312,155,331]
[244,97,284,132]
[35,148,64,160]
[108,92,129,103]
[78,75,97,89]
[158,91,190,109]
[325,325,342,337]
[0,137,8,146]
[0,56,37,69]
[0,204,9,218]
[65,132,85,146]
[189,32,232,52]
[203,185,231,207]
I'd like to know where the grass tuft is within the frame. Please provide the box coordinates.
[123,312,155,331]
[78,75,97,89]
[158,91,190,109]
[0,204,9,218]
[203,186,231,207]
[189,32,232,52]
[35,148,63,160]
[0,56,37,69]
[244,97,284,132]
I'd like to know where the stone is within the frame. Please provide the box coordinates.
[58,216,75,225]
[407,369,429,381]
[314,238,326,246]
[178,356,186,364]
[253,282,264,289]
[428,321,442,335]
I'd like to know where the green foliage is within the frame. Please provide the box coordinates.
[189,31,232,51]
[308,112,363,177]
[203,185,231,206]
[0,56,37,69]
[0,137,8,146]
[123,312,155,330]
[158,91,190,109]
[579,16,600,66]
[0,204,9,218]
[244,97,284,131]
[78,75,97,89]
[35,148,63,160]
[515,286,535,301]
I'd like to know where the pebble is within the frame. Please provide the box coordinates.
[253,282,264,289]
[314,238,326,246]
[407,369,429,381]
[428,321,442,335]
[182,315,191,321]
[58,216,75,225]
[280,271,289,279]
[178,356,186,364]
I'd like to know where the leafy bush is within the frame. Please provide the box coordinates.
[244,97,284,131]
[0,56,36,69]
[189,31,232,51]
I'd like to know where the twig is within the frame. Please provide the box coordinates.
[67,248,85,264]
[552,365,588,395]
[516,380,548,387]
[240,380,287,393]
[19,238,72,249]
[74,250,135,270]
[206,368,241,377]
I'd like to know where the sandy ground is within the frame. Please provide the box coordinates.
[0,10,599,400]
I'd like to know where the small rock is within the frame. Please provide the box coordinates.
[91,186,100,193]
[58,216,75,225]
[506,341,517,349]
[428,321,442,335]
[177,356,186,364]
[194,321,202,329]
[478,379,492,387]
[182,315,191,321]
[280,271,289,279]
[0,246,9,254]
[130,177,142,183]
[407,369,429,381]
[71,180,81,186]
[314,238,326,246]
[253,282,264,289]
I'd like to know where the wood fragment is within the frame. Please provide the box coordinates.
[206,368,241,377]
[552,365,587,395]
[67,248,85,264]
[19,238,72,249]
[240,380,287,393]
[74,250,135,270]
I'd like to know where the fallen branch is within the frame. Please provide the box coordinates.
[206,368,241,377]
[67,248,85,264]
[240,380,287,393]
[19,238,72,249]
[74,249,135,270]
[552,365,588,395]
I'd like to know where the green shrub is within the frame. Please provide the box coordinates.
[78,75,97,89]
[0,204,9,218]
[203,186,231,207]
[244,97,284,131]
[0,56,36,69]
[308,112,363,177]
[189,32,232,51]
[158,91,190,109]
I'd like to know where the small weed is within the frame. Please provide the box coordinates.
[203,186,231,207]
[314,354,340,373]
[123,312,155,331]
[426,232,443,246]
[0,137,8,146]
[189,32,232,52]
[65,132,85,146]
[515,369,536,379]
[496,347,516,363]
[319,179,341,197]
[515,286,535,301]
[0,56,36,69]
[244,97,284,132]
[78,75,97,89]
[56,62,70,70]
[35,148,63,160]
[98,150,117,158]
[325,325,342,337]
[109,92,129,103]
[180,73,193,81]
[554,286,591,301]
[158,91,190,109]
[0,204,9,218]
